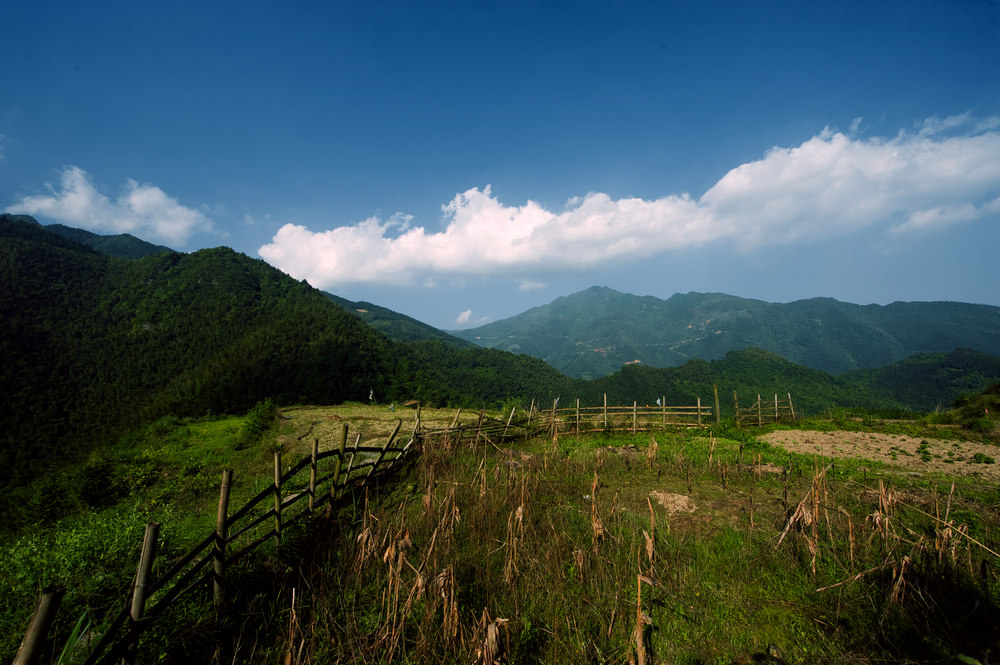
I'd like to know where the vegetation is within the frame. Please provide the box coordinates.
[8,404,999,664]
[4,218,1000,662]
[451,285,1000,378]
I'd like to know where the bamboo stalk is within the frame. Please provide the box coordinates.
[274,452,282,544]
[13,587,64,665]
[123,522,160,665]
[308,438,318,515]
[214,469,233,608]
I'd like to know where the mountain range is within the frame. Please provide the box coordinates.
[450,286,1000,379]
[3,213,999,487]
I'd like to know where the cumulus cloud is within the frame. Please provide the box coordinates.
[519,279,547,291]
[5,166,214,245]
[456,309,472,325]
[259,114,1000,290]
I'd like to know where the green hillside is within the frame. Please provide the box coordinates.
[451,286,1000,378]
[323,291,474,348]
[4,217,997,490]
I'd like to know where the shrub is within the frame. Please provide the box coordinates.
[235,398,279,450]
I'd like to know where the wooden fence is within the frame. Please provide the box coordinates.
[541,392,720,436]
[733,392,796,426]
[15,418,419,665]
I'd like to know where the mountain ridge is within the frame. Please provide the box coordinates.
[450,286,1000,378]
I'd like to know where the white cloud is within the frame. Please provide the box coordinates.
[5,166,215,245]
[456,309,472,324]
[519,279,547,291]
[259,115,1000,290]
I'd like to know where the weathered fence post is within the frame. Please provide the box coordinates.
[474,408,485,447]
[788,393,796,420]
[603,393,608,429]
[714,384,721,425]
[502,406,516,439]
[576,398,580,435]
[214,469,233,609]
[757,394,762,427]
[632,401,637,433]
[13,587,64,665]
[308,438,318,515]
[550,398,559,436]
[733,391,740,427]
[329,423,348,503]
[273,452,282,544]
[124,522,160,664]
[774,394,779,423]
[366,420,402,481]
[526,399,534,435]
[662,396,666,427]
[697,397,703,427]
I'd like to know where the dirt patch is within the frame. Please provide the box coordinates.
[760,430,1000,482]
[650,490,696,514]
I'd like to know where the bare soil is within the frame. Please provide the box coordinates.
[760,429,1000,482]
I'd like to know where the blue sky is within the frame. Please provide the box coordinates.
[3,0,999,329]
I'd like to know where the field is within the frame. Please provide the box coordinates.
[5,404,1000,664]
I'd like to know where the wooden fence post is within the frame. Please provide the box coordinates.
[733,391,740,427]
[330,423,347,503]
[13,587,64,665]
[714,384,721,425]
[273,452,282,545]
[774,394,779,423]
[576,399,580,436]
[366,420,402,482]
[124,522,160,664]
[662,396,666,427]
[788,393,796,420]
[757,395,762,427]
[632,401,637,433]
[214,470,233,609]
[603,393,608,429]
[308,439,318,515]
[502,406,516,439]
[526,399,534,435]
[697,397,702,427]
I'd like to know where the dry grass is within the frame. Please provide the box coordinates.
[203,407,1000,665]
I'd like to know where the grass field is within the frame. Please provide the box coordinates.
[4,404,1000,664]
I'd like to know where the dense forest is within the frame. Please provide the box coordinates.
[3,214,1000,488]
[451,285,1000,377]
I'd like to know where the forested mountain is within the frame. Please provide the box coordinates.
[44,222,175,258]
[4,217,997,488]
[451,286,1000,378]
[323,292,474,348]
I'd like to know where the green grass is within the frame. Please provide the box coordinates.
[5,406,1000,664]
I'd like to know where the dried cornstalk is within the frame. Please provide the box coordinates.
[642,530,654,567]
[591,471,605,553]
[503,504,524,585]
[475,609,509,664]
[435,566,460,643]
[634,575,654,665]
[889,555,910,605]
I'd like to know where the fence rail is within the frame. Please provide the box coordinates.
[542,394,719,435]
